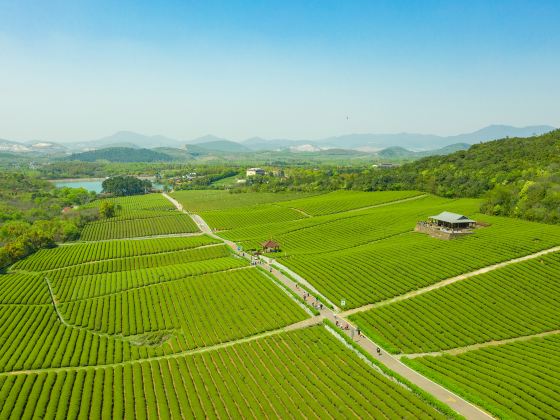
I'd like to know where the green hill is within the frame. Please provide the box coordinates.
[377,143,470,160]
[65,147,174,162]
[368,129,560,223]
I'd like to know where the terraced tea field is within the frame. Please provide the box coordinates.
[81,194,199,240]
[52,256,248,301]
[12,235,219,272]
[171,189,319,212]
[350,251,560,353]
[201,205,307,231]
[278,190,424,215]
[1,236,309,372]
[85,194,177,220]
[0,327,447,419]
[404,334,560,419]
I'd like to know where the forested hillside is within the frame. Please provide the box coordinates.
[0,174,98,268]
[364,129,560,223]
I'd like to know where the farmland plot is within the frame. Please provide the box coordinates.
[278,190,424,216]
[200,190,427,232]
[57,268,308,349]
[12,235,219,272]
[220,195,481,253]
[171,189,319,212]
[404,334,560,419]
[0,259,308,372]
[47,245,231,279]
[0,327,447,419]
[0,273,51,305]
[81,214,199,240]
[81,193,199,240]
[83,193,176,220]
[351,251,560,353]
[280,214,560,308]
[200,204,307,231]
[52,256,248,301]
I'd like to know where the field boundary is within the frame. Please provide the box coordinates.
[44,277,65,324]
[400,329,560,358]
[342,193,428,214]
[342,244,560,317]
[62,265,253,303]
[60,231,205,245]
[0,319,321,377]
[13,242,224,275]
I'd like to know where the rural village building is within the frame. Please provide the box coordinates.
[246,168,265,176]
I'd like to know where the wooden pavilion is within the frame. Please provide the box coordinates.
[261,239,281,253]
[428,212,476,229]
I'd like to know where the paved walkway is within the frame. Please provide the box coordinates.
[342,244,560,317]
[262,257,339,311]
[160,193,493,419]
[263,263,492,419]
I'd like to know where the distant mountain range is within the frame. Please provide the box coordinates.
[240,125,555,151]
[0,125,555,158]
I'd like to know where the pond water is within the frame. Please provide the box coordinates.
[52,179,163,193]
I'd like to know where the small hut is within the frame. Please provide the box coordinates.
[261,239,280,253]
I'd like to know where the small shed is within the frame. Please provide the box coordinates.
[428,212,476,229]
[261,239,280,253]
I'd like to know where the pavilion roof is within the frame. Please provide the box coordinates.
[429,211,476,224]
[262,240,280,248]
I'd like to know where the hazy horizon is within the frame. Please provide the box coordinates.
[1,1,559,141]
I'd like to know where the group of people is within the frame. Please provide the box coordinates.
[333,319,383,355]
[335,319,359,335]
[244,251,385,357]
[302,292,324,310]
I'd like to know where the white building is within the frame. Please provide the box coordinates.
[246,168,265,176]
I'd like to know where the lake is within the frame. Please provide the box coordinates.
[52,178,163,193]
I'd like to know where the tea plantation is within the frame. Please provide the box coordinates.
[2,189,559,419]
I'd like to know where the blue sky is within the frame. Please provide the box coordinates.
[1,0,559,141]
